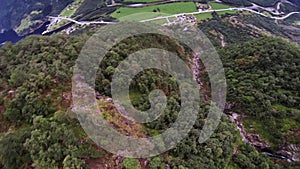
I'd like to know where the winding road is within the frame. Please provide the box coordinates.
[46,1,300,30]
[48,8,299,27]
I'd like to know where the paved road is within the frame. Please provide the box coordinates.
[48,16,115,25]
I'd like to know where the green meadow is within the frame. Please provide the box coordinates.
[111,2,197,21]
[111,1,237,23]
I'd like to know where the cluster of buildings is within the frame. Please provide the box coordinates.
[164,14,197,26]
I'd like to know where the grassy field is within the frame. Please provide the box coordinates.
[111,2,197,20]
[217,9,238,15]
[195,12,213,20]
[111,1,237,23]
[148,18,173,25]
[117,12,168,21]
[60,0,84,17]
[208,2,232,9]
[195,9,238,21]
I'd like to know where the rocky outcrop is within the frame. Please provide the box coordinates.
[229,112,300,162]
[193,52,203,91]
[246,133,271,150]
[277,144,300,162]
[229,113,270,150]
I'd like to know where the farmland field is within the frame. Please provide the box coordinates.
[208,2,233,9]
[195,13,213,20]
[117,12,168,21]
[217,9,238,15]
[111,2,197,20]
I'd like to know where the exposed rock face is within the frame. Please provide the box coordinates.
[224,102,235,111]
[192,52,203,90]
[8,90,15,98]
[230,112,300,162]
[229,113,270,149]
[246,134,271,150]
[277,144,300,162]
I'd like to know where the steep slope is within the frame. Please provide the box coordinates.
[0,31,299,168]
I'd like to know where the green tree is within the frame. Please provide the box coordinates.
[24,116,84,169]
[0,128,31,169]
[122,158,141,169]
[149,157,165,169]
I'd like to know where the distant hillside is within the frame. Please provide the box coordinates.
[220,0,300,7]
[0,0,73,35]
[199,13,300,46]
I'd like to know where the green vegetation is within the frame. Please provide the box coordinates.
[0,34,102,168]
[47,0,85,31]
[195,10,238,21]
[93,33,294,168]
[0,24,299,168]
[1,0,300,168]
[24,116,88,169]
[220,37,300,149]
[111,2,197,20]
[116,12,168,21]
[15,15,35,34]
[60,0,84,17]
[209,2,233,9]
[111,1,236,22]
[73,0,110,20]
[198,12,300,46]
[191,2,236,21]
[0,128,32,169]
[149,157,165,169]
[195,12,213,20]
[217,10,239,15]
[122,158,141,169]
[148,18,171,25]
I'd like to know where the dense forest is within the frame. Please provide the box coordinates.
[0,30,299,169]
[220,37,300,158]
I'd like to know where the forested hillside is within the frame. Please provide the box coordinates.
[199,12,300,46]
[220,37,300,164]
[0,30,299,168]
